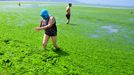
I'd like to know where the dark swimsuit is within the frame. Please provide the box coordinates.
[66,14,70,19]
[40,18,57,36]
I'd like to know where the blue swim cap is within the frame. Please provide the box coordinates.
[40,9,49,20]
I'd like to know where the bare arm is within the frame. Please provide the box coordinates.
[40,20,43,27]
[35,16,55,31]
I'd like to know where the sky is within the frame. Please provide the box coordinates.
[0,0,133,6]
[76,0,134,6]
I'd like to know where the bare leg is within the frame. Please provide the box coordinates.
[66,19,70,24]
[42,34,50,49]
[51,36,59,49]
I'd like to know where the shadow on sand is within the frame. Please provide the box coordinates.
[53,48,69,57]
[69,23,77,26]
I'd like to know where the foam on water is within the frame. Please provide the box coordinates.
[128,31,134,34]
[101,26,112,29]
[101,25,118,33]
[90,34,99,38]
[108,29,118,33]
[128,18,134,21]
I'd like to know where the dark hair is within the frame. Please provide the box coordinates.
[69,3,72,7]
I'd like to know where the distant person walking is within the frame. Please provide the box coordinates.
[66,3,72,24]
[131,11,132,15]
[35,9,59,49]
[18,2,21,6]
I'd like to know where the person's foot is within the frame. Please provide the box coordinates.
[66,21,69,24]
[66,22,69,24]
[43,48,47,50]
[55,47,61,50]
[52,48,59,52]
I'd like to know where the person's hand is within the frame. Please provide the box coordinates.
[35,27,41,31]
